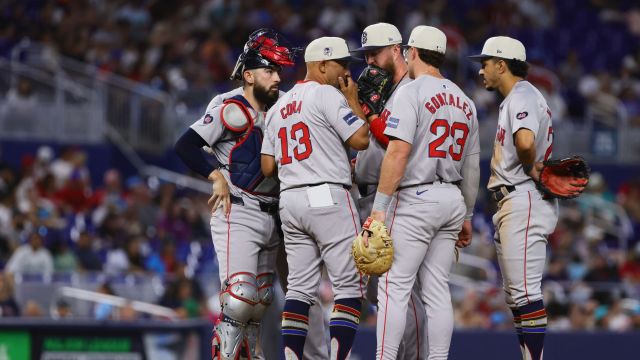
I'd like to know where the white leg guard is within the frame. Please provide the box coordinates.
[244,273,275,360]
[214,273,259,360]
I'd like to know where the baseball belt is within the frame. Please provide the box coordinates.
[489,185,516,202]
[229,195,279,214]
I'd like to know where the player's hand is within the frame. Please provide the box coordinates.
[339,74,358,103]
[456,220,472,248]
[527,161,544,182]
[208,170,231,215]
[362,210,386,247]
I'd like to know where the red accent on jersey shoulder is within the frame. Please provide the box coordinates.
[370,112,390,148]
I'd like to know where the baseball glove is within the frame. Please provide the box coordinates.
[357,65,393,117]
[537,155,590,199]
[352,217,393,276]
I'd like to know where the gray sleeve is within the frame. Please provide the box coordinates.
[460,152,480,220]
[509,92,541,136]
[321,86,365,142]
[261,111,275,156]
[384,86,418,143]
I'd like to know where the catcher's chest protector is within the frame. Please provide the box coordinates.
[224,95,279,196]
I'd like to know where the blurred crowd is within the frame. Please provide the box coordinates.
[0,145,213,320]
[1,0,639,127]
[1,0,640,332]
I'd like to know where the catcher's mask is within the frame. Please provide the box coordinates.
[230,29,301,80]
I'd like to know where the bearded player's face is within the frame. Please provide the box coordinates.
[251,67,281,107]
[364,45,396,73]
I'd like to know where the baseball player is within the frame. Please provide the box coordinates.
[351,22,427,360]
[366,26,480,360]
[470,37,558,360]
[175,29,297,360]
[206,90,329,360]
[261,37,368,360]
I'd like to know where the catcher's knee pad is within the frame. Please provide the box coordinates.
[252,272,275,321]
[212,317,248,360]
[220,272,259,323]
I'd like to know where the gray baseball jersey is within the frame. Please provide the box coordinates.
[190,92,274,203]
[354,76,412,185]
[385,75,480,187]
[262,81,365,190]
[487,81,554,189]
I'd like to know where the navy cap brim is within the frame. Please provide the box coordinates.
[351,45,389,52]
[468,54,491,62]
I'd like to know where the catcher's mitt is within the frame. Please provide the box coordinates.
[357,65,393,117]
[538,155,590,199]
[352,217,393,276]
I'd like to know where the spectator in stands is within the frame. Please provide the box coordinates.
[75,231,103,271]
[579,74,627,128]
[0,272,20,317]
[94,282,117,320]
[125,235,146,273]
[52,240,78,273]
[5,231,53,274]
[104,242,130,276]
[54,169,92,214]
[1,77,37,133]
[22,299,44,317]
[53,299,73,319]
[91,169,127,216]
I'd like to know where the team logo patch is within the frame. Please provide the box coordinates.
[370,69,378,75]
[370,94,380,102]
[362,31,368,44]
[323,47,332,56]
[203,114,213,124]
[516,111,528,120]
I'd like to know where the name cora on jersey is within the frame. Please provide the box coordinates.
[424,91,474,121]
[280,100,302,119]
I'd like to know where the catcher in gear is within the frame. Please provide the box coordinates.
[470,36,586,360]
[175,28,299,360]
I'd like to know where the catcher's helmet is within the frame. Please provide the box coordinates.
[230,29,301,80]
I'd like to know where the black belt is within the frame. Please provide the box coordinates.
[489,185,516,202]
[229,195,279,214]
[282,182,351,193]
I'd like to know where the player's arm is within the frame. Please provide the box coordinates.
[377,138,411,196]
[345,124,370,150]
[370,86,417,224]
[339,75,370,150]
[176,111,232,213]
[260,111,278,177]
[457,152,480,248]
[174,128,222,179]
[511,96,543,179]
[366,114,390,148]
[261,155,277,177]
[514,128,541,180]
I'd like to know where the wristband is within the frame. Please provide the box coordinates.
[372,191,392,212]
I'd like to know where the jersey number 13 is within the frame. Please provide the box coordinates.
[278,122,313,165]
